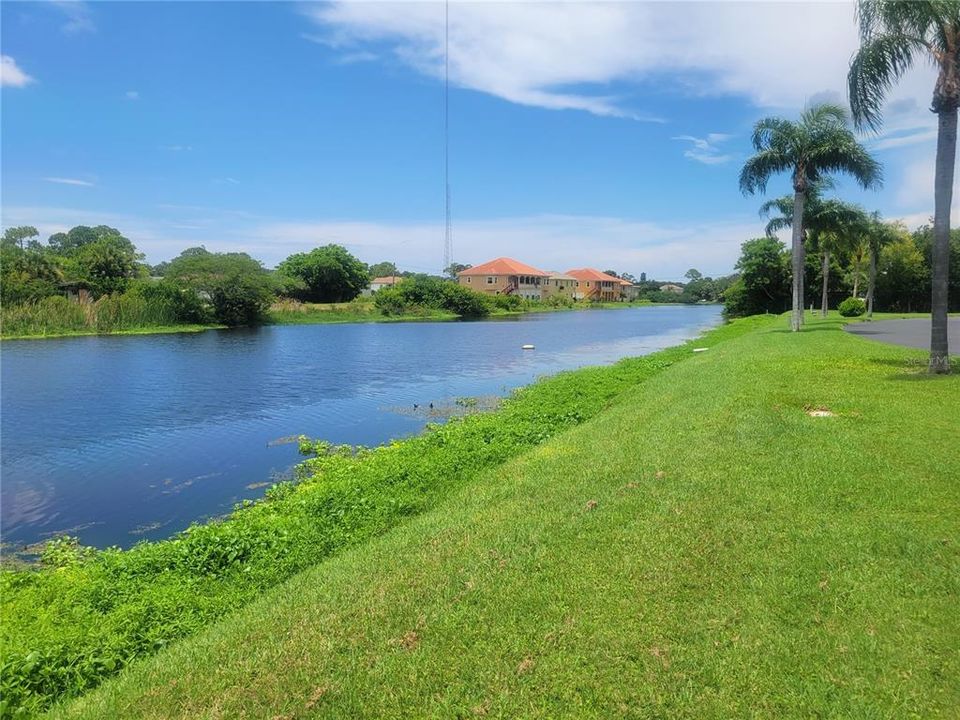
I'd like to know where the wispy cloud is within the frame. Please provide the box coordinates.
[672,133,734,165]
[125,90,140,100]
[52,0,95,34]
[304,2,889,119]
[869,128,938,151]
[162,145,193,152]
[43,177,95,187]
[1,55,34,88]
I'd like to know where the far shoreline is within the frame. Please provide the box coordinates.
[2,300,719,341]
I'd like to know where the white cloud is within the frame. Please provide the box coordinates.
[672,133,733,165]
[1,55,34,88]
[43,177,95,187]
[125,90,140,100]
[304,1,872,119]
[52,0,95,34]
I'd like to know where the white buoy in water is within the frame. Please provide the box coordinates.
[521,344,535,350]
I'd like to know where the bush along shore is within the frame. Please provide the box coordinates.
[0,316,758,718]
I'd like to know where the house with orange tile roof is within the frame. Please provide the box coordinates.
[566,268,630,302]
[457,257,550,300]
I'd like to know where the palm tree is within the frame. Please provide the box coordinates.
[740,103,882,331]
[846,239,870,298]
[761,191,868,316]
[864,214,903,317]
[849,1,959,372]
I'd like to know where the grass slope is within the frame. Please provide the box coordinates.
[51,316,960,719]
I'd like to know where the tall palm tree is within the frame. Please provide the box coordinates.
[849,0,959,372]
[761,192,868,316]
[740,103,882,331]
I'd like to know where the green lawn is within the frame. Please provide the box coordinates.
[48,315,960,719]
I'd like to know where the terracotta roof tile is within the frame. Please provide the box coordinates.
[458,257,549,277]
[565,268,624,283]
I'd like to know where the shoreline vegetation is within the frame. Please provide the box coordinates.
[0,314,752,717]
[1,296,688,341]
[3,313,955,719]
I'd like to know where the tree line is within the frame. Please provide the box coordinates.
[724,224,960,319]
[0,225,402,330]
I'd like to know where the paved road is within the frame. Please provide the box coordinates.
[844,317,960,350]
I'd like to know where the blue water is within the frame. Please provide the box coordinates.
[1,305,722,548]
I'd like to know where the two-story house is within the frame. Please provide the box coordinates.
[457,257,550,300]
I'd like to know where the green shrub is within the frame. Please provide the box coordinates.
[543,293,575,309]
[487,294,524,311]
[838,297,866,317]
[373,276,489,318]
[128,280,210,324]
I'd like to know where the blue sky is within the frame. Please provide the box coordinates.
[1,1,953,279]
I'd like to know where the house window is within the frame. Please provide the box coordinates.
[586,282,591,287]
[487,277,495,284]
[466,277,472,283]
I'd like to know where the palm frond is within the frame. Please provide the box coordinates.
[848,32,919,130]
[808,132,883,190]
[764,216,793,237]
[750,117,797,152]
[739,149,791,196]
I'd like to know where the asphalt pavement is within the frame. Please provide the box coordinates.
[844,317,960,350]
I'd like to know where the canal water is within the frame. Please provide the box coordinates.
[1,305,721,548]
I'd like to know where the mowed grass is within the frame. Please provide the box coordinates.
[52,315,960,719]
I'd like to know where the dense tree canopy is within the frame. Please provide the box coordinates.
[166,247,279,325]
[368,261,399,279]
[724,238,791,318]
[277,245,369,303]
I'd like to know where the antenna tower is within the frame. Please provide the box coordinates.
[443,0,453,273]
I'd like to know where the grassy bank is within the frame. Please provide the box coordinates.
[0,315,755,718]
[267,298,457,325]
[43,314,960,719]
[0,323,224,341]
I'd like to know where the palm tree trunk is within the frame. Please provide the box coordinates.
[790,191,805,331]
[799,237,806,324]
[930,108,956,373]
[867,244,877,318]
[853,273,860,300]
[821,251,830,317]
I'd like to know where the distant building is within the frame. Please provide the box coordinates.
[362,275,404,296]
[659,283,685,295]
[640,272,647,282]
[542,272,578,299]
[622,284,642,301]
[566,268,630,302]
[457,257,549,300]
